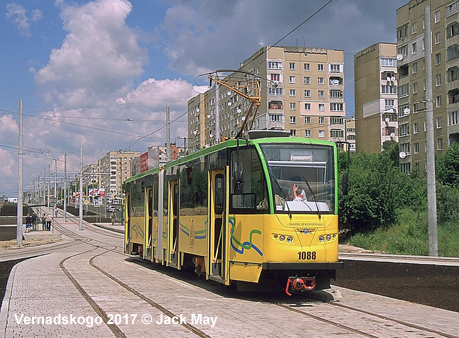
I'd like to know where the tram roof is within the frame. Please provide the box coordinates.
[125,136,336,184]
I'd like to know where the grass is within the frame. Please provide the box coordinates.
[343,208,459,257]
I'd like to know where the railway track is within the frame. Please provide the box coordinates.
[52,215,212,337]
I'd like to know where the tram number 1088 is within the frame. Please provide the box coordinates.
[298,251,317,260]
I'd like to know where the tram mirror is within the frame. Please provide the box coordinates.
[341,173,349,195]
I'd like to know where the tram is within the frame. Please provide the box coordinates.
[124,130,345,295]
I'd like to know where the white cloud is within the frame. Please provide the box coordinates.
[6,2,42,37]
[35,0,146,107]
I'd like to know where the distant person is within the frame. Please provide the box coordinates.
[31,212,37,230]
[54,208,58,218]
[25,214,32,233]
[42,213,46,230]
[111,211,116,225]
[46,214,52,231]
[291,183,307,201]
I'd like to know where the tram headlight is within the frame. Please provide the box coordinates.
[326,235,331,241]
[287,236,293,243]
[318,236,324,242]
[279,235,285,242]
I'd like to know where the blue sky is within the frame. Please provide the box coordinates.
[0,0,406,197]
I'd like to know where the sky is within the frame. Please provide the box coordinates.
[0,0,407,197]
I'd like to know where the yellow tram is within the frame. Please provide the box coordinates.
[124,131,344,294]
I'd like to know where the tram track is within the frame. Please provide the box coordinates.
[274,298,456,337]
[53,215,211,337]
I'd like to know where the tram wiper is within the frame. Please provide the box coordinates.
[269,171,292,219]
[302,176,321,220]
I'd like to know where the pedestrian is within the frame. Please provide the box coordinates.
[42,213,46,231]
[25,214,32,233]
[46,213,52,231]
[111,210,116,225]
[54,208,58,218]
[31,212,37,230]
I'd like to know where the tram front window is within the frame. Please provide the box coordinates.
[260,144,335,213]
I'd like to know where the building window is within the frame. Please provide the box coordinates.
[289,62,295,70]
[330,117,343,124]
[437,138,443,150]
[412,22,417,34]
[305,130,311,137]
[436,117,442,129]
[268,61,282,69]
[304,76,310,84]
[319,103,324,111]
[436,74,442,86]
[290,129,296,136]
[400,123,410,136]
[330,129,344,138]
[413,82,418,94]
[446,1,458,17]
[330,103,343,111]
[414,143,420,154]
[270,74,280,82]
[318,91,324,98]
[289,102,296,110]
[447,44,459,61]
[304,63,310,70]
[330,64,341,72]
[289,76,296,83]
[305,116,311,124]
[289,89,296,97]
[290,116,296,124]
[435,10,440,23]
[449,110,459,125]
[381,58,397,67]
[304,103,311,110]
[412,62,418,74]
[269,114,282,122]
[413,122,419,134]
[318,64,324,71]
[436,53,441,65]
[383,85,398,94]
[318,77,324,85]
[304,90,311,98]
[319,117,325,124]
[268,87,283,95]
[398,84,409,97]
[330,90,343,98]
[318,130,325,138]
[447,22,459,38]
[398,24,408,40]
[412,42,417,54]
[435,32,441,44]
[436,96,442,107]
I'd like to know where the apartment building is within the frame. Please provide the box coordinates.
[397,0,459,173]
[99,150,140,199]
[345,117,357,152]
[188,46,346,149]
[355,43,399,153]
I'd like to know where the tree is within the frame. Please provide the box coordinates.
[338,150,423,235]
[437,142,459,188]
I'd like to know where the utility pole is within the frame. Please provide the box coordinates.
[64,154,67,222]
[166,107,171,159]
[17,100,23,247]
[425,5,438,256]
[79,147,83,230]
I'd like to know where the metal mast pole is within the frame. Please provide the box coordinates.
[17,100,23,247]
[79,147,83,230]
[166,107,171,159]
[425,5,438,256]
[64,154,67,222]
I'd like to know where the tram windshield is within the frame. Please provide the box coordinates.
[260,143,335,214]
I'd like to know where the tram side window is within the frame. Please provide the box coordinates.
[230,147,268,213]
[179,161,208,216]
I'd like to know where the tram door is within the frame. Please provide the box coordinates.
[209,169,227,281]
[125,192,130,253]
[146,188,153,261]
[169,179,179,267]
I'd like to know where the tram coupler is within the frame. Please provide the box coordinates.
[285,276,316,296]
